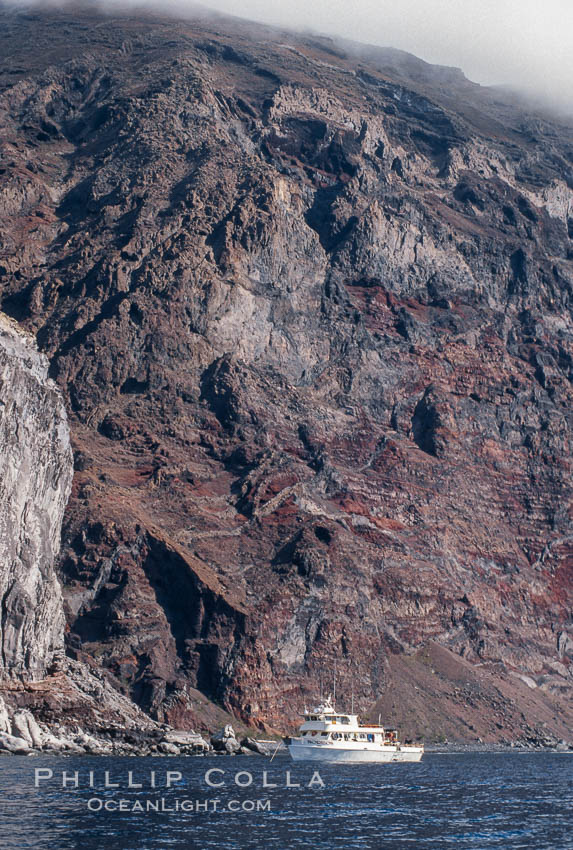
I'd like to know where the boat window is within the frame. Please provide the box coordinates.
[321,732,327,737]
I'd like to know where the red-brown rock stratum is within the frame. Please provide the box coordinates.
[0,2,572,745]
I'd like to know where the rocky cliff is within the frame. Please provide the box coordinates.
[0,4,572,743]
[0,312,72,680]
[0,311,211,753]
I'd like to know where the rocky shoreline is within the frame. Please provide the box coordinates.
[0,695,282,757]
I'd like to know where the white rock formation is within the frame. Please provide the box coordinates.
[0,313,73,680]
[11,709,44,748]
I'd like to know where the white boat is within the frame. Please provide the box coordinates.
[287,696,424,763]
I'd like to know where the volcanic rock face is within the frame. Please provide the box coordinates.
[0,311,189,752]
[0,5,572,740]
[0,312,72,680]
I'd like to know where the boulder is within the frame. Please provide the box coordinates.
[211,724,238,752]
[0,732,32,754]
[40,733,68,752]
[72,730,113,755]
[164,730,211,752]
[213,724,235,741]
[158,742,180,755]
[12,710,44,749]
[241,737,274,755]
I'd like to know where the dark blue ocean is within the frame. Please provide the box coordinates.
[1,752,572,849]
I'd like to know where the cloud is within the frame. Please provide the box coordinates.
[6,0,573,114]
[200,0,573,110]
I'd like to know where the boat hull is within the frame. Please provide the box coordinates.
[288,741,423,763]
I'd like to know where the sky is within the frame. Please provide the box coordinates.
[9,0,573,112]
[199,0,573,104]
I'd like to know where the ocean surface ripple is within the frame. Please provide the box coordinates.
[0,751,571,849]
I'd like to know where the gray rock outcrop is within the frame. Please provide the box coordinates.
[241,737,278,756]
[0,313,73,680]
[211,725,241,754]
[11,709,44,748]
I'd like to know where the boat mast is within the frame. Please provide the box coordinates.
[333,661,337,708]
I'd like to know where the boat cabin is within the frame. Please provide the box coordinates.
[298,698,400,745]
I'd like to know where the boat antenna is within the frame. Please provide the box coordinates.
[351,684,354,715]
[333,661,337,708]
